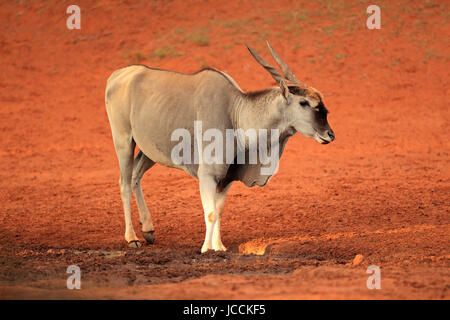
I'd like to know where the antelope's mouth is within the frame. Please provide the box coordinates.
[314,132,333,144]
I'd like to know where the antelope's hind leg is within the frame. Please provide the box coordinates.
[132,151,156,244]
[111,134,141,248]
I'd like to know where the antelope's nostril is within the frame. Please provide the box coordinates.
[328,130,335,141]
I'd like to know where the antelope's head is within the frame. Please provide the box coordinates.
[246,42,335,144]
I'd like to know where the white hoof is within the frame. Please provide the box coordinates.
[213,243,227,251]
[201,243,227,253]
[201,242,212,253]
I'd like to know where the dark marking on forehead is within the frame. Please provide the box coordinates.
[288,86,321,102]
[289,85,328,113]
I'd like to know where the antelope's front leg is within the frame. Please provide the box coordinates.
[198,174,225,253]
[212,182,232,252]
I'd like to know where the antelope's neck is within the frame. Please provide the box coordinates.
[232,89,289,134]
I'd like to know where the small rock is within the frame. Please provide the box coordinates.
[351,254,364,266]
[46,249,55,254]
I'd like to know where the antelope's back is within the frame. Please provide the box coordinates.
[105,65,236,177]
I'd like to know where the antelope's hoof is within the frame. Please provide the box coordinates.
[215,244,227,252]
[128,240,141,248]
[142,230,155,244]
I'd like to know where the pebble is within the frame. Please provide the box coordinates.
[351,254,364,266]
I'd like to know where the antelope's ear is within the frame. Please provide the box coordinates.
[280,79,292,104]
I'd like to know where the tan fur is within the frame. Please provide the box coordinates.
[207,211,216,223]
[217,206,223,218]
[305,87,321,101]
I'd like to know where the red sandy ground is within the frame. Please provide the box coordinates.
[0,0,449,299]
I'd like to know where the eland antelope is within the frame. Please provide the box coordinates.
[105,42,335,252]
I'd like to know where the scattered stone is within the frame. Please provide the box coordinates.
[351,254,364,266]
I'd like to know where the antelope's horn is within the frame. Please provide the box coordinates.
[266,41,301,85]
[245,43,285,86]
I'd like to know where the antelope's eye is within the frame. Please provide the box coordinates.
[300,100,309,107]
